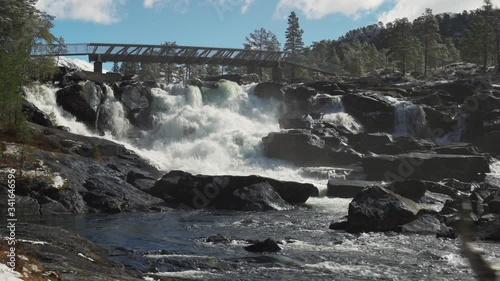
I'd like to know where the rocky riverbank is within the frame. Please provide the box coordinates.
[2,64,500,279]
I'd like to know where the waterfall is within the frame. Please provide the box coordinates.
[394,101,428,138]
[23,81,329,189]
[316,95,364,135]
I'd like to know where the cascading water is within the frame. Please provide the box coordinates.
[23,83,93,136]
[315,95,364,135]
[394,101,428,138]
[24,81,332,188]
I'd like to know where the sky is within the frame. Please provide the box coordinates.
[36,0,495,50]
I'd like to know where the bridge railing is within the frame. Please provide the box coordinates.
[30,43,341,75]
[31,43,90,56]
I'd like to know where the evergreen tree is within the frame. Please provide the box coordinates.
[461,15,493,71]
[388,18,416,75]
[284,11,304,54]
[284,11,305,80]
[0,0,57,132]
[112,62,120,73]
[244,28,280,78]
[413,8,441,76]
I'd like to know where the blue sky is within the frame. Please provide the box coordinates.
[36,0,490,49]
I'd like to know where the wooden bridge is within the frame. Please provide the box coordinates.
[32,43,340,80]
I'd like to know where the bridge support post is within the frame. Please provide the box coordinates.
[272,67,282,83]
[94,61,103,73]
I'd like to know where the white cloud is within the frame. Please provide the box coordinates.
[379,0,500,23]
[275,0,386,19]
[241,0,255,14]
[36,0,124,24]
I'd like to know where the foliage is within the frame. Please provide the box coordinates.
[0,0,57,131]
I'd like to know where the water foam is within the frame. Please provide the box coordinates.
[24,81,330,189]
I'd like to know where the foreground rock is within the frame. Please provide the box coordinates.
[56,81,105,127]
[346,186,421,233]
[216,182,293,211]
[362,153,490,182]
[0,123,165,216]
[150,171,318,209]
[0,223,143,280]
[326,179,386,198]
[262,129,362,167]
[244,239,282,253]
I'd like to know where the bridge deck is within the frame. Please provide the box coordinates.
[32,43,340,75]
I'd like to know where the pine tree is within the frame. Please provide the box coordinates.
[244,28,280,78]
[112,62,120,73]
[413,8,441,76]
[284,11,305,80]
[0,0,57,132]
[388,18,416,75]
[462,16,493,71]
[284,11,304,54]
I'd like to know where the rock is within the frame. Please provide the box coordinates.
[254,82,283,100]
[346,186,421,233]
[150,171,317,209]
[430,80,477,103]
[23,100,54,128]
[432,143,485,156]
[401,212,449,235]
[262,130,326,166]
[351,133,393,153]
[241,73,260,84]
[362,153,490,182]
[475,214,500,241]
[326,179,386,198]
[117,83,153,130]
[475,130,500,154]
[206,234,232,244]
[390,180,458,201]
[56,81,105,127]
[244,239,282,253]
[329,220,348,230]
[0,223,143,280]
[305,81,342,94]
[205,74,243,84]
[0,186,40,217]
[216,182,293,211]
[262,130,361,167]
[422,107,458,136]
[278,114,314,129]
[342,92,394,114]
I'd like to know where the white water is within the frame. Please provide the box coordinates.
[24,81,340,190]
[317,95,364,135]
[394,101,428,138]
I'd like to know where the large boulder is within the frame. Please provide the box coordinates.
[342,92,394,114]
[115,83,154,130]
[216,182,293,211]
[253,82,283,100]
[23,100,54,128]
[326,179,386,198]
[150,171,317,209]
[346,186,421,233]
[262,130,361,167]
[430,80,478,103]
[305,81,344,95]
[389,180,458,201]
[474,130,500,154]
[56,81,105,127]
[262,130,327,166]
[362,153,490,182]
